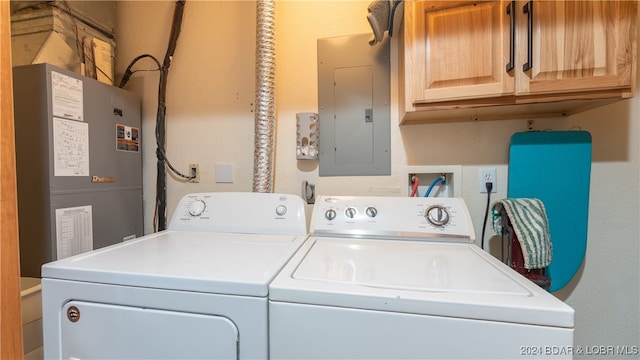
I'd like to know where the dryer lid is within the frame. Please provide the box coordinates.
[42,231,306,297]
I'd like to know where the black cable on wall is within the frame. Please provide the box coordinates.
[119,1,188,232]
[156,0,186,231]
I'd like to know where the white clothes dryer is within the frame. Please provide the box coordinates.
[269,196,575,359]
[42,192,307,360]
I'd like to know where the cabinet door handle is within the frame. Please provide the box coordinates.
[506,1,515,72]
[522,1,533,72]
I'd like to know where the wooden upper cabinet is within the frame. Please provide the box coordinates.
[401,0,637,124]
[516,0,636,98]
[407,1,514,103]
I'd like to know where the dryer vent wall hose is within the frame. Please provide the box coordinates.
[253,0,276,193]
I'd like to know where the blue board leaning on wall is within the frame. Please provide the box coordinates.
[507,130,592,292]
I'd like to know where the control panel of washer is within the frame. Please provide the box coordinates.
[168,192,307,235]
[310,196,475,242]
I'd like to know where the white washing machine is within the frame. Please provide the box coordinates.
[269,196,575,359]
[41,192,307,359]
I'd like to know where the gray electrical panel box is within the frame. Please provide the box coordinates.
[318,33,390,176]
[13,63,143,277]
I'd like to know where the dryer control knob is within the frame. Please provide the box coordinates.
[188,200,206,217]
[425,205,450,227]
[325,209,337,221]
[365,206,378,218]
[275,205,287,216]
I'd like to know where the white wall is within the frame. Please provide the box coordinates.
[116,1,257,232]
[115,1,639,356]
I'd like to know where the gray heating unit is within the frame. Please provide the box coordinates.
[13,63,143,277]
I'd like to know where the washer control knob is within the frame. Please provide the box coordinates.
[275,205,287,216]
[365,206,378,218]
[425,205,450,227]
[345,207,357,219]
[325,209,337,221]
[188,200,206,217]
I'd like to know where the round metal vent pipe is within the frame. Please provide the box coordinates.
[253,0,276,193]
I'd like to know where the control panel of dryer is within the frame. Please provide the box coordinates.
[168,192,307,235]
[310,196,475,242]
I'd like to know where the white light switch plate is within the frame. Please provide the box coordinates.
[215,163,234,183]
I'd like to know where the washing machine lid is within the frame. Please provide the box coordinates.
[269,238,574,328]
[42,231,306,297]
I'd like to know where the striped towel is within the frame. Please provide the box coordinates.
[492,198,552,269]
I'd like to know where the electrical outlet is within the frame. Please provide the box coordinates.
[479,168,497,193]
[189,163,200,183]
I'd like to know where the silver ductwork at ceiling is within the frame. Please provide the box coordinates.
[253,0,276,193]
[10,1,116,84]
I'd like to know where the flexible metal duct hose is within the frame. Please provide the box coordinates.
[253,0,276,193]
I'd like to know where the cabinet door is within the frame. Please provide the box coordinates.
[516,0,636,97]
[406,1,514,104]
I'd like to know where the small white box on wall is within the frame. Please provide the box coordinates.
[215,163,234,183]
[296,112,319,160]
